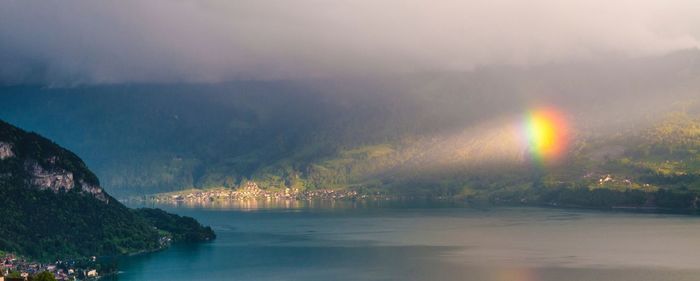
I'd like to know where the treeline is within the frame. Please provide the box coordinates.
[132,208,216,242]
[0,181,161,261]
[536,187,698,209]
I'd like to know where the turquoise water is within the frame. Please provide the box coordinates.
[111,202,700,281]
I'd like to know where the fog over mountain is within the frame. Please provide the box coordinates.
[2,1,700,198]
[1,0,699,85]
[1,50,700,197]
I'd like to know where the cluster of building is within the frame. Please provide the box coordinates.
[149,181,369,203]
[583,172,648,188]
[0,253,99,281]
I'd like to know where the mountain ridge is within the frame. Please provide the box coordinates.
[1,51,700,198]
[0,119,215,261]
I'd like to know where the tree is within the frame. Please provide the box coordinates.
[7,271,22,278]
[224,176,236,188]
[33,271,57,281]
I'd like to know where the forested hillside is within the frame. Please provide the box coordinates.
[0,120,214,261]
[469,108,700,209]
[1,50,700,199]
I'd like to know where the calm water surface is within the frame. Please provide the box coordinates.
[112,201,700,281]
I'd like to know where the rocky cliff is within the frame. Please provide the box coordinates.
[0,120,107,202]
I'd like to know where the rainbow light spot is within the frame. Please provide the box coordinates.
[523,107,569,163]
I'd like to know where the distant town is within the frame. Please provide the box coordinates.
[0,252,102,281]
[139,181,388,205]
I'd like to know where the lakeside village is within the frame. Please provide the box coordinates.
[0,252,102,281]
[139,172,647,205]
[141,181,388,204]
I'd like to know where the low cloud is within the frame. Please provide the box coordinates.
[1,0,699,85]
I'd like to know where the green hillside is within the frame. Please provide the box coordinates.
[493,109,700,209]
[0,120,214,261]
[1,52,699,202]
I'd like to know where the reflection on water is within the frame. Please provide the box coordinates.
[130,198,468,210]
[138,198,362,210]
[112,203,700,281]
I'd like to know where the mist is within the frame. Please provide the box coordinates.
[1,0,699,85]
[2,0,700,197]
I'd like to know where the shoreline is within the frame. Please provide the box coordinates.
[122,193,700,217]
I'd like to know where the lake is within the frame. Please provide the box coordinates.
[112,201,700,281]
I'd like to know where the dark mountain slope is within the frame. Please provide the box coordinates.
[1,50,699,197]
[0,120,214,261]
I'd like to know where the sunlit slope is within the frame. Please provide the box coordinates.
[1,51,700,198]
[296,117,529,190]
[296,103,700,203]
[575,110,700,192]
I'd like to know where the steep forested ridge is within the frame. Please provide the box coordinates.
[0,120,214,261]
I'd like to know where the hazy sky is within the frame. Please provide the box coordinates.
[1,0,699,85]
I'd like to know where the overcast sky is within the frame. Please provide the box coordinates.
[1,0,699,85]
